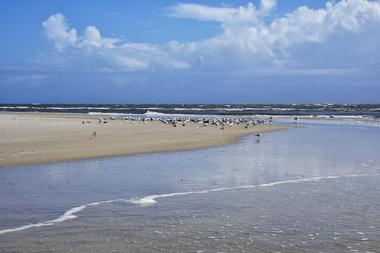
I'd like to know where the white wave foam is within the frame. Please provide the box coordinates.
[130,176,343,207]
[0,222,53,235]
[143,110,169,116]
[0,199,129,235]
[88,112,129,116]
[1,174,379,235]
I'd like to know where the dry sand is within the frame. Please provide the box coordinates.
[0,113,290,167]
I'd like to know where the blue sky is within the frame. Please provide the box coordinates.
[0,0,379,103]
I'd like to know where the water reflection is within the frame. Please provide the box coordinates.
[0,121,380,252]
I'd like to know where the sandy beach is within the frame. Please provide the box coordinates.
[0,113,289,167]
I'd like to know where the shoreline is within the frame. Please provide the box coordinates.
[0,112,291,168]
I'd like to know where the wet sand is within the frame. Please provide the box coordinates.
[0,113,288,167]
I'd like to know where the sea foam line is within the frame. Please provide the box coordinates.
[0,199,130,235]
[1,173,379,235]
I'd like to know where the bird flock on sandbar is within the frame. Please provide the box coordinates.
[84,115,272,138]
[103,115,272,129]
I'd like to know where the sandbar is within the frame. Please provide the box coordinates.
[0,113,290,167]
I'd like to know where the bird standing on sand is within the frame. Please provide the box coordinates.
[92,131,97,138]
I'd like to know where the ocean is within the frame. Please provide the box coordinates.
[1,103,380,118]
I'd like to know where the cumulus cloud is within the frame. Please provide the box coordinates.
[42,13,189,71]
[260,0,277,13]
[42,13,77,50]
[167,0,380,71]
[42,0,380,74]
[42,13,119,50]
[81,26,118,48]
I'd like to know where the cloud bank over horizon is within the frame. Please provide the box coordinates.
[42,0,380,74]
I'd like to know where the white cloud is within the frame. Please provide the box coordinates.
[81,26,118,48]
[42,13,189,71]
[168,1,276,23]
[260,0,277,13]
[42,0,380,74]
[167,0,380,71]
[42,13,77,51]
[42,14,118,50]
[168,3,238,22]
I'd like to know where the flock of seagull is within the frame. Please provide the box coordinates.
[88,115,275,138]
[122,116,272,130]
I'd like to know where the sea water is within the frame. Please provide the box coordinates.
[0,119,379,252]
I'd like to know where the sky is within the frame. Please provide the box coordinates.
[0,0,379,104]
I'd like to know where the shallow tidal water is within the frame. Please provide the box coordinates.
[0,120,380,252]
